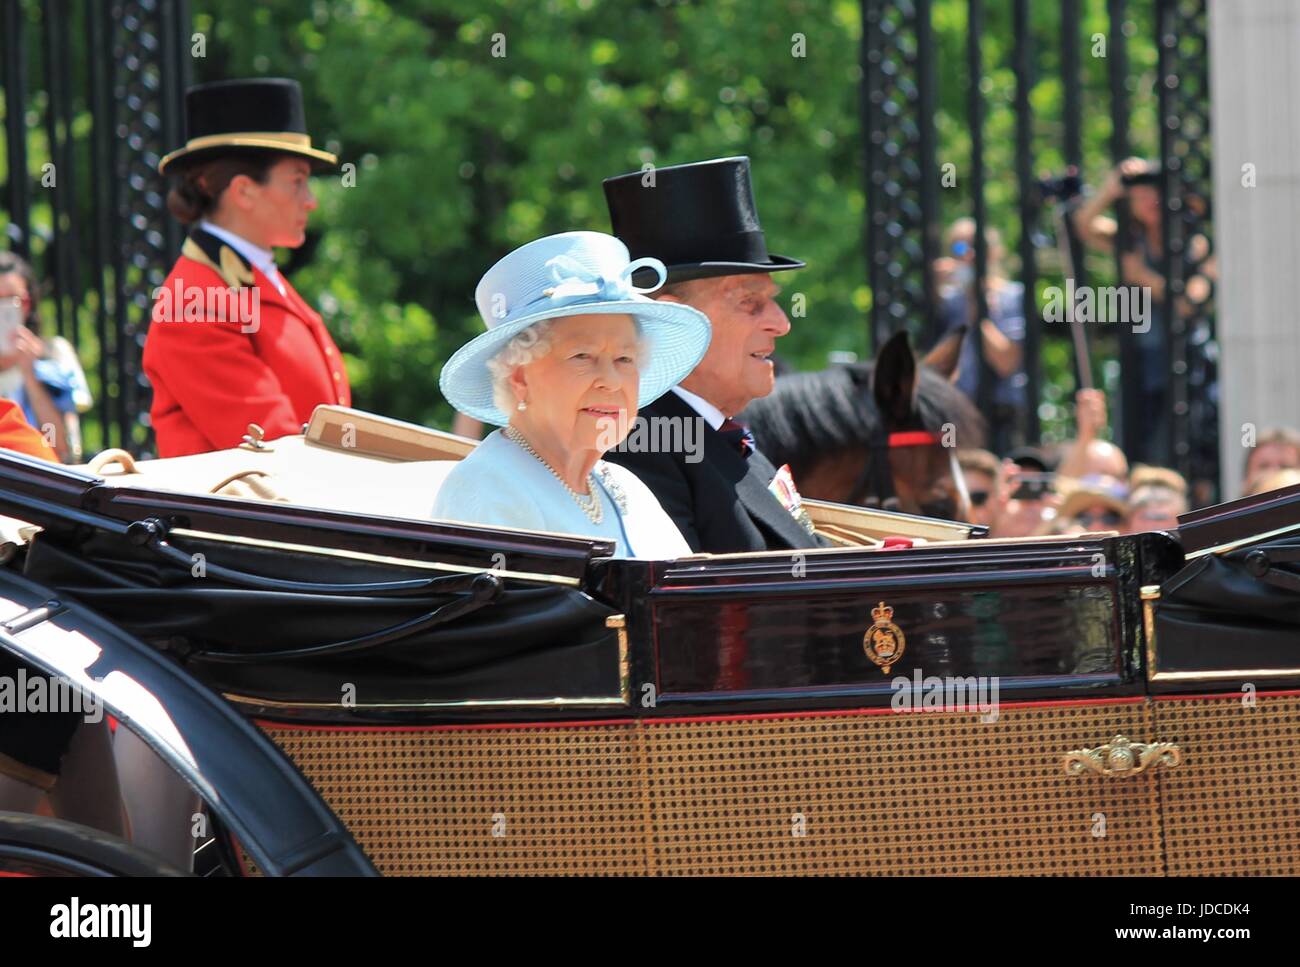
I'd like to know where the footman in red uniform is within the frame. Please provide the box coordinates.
[145,77,350,457]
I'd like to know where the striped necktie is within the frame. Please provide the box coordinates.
[717,417,756,459]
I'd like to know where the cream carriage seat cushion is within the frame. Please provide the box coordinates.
[72,405,971,546]
[79,406,479,521]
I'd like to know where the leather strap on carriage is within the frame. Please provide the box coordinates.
[85,448,139,476]
[209,469,287,502]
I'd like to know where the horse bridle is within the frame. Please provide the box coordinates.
[846,427,970,518]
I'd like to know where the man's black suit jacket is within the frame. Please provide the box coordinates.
[604,391,823,554]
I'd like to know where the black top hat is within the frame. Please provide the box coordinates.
[603,156,804,284]
[158,78,337,176]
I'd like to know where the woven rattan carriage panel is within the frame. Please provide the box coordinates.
[264,725,649,875]
[1155,692,1300,876]
[261,699,1163,875]
[640,703,1161,875]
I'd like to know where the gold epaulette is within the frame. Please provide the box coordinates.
[181,236,256,290]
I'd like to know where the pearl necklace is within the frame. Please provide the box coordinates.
[504,425,604,524]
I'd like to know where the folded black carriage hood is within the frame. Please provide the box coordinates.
[1174,480,1300,555]
[0,449,615,582]
[0,451,628,716]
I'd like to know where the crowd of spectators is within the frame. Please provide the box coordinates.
[958,390,1300,539]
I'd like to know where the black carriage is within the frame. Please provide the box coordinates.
[1,406,1297,876]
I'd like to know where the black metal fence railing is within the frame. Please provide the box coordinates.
[1156,0,1216,507]
[1,0,189,456]
[861,0,941,352]
[3,0,1217,497]
[862,0,1218,501]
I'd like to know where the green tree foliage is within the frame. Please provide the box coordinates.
[4,0,1164,445]
[192,0,878,430]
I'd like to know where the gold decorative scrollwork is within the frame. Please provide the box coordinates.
[1062,735,1183,778]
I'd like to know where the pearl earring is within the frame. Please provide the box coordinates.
[517,400,528,412]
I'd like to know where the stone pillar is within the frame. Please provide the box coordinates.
[1210,0,1300,498]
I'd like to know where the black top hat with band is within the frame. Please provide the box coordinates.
[158,78,337,176]
[603,156,804,284]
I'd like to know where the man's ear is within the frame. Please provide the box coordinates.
[872,329,918,426]
[923,323,968,382]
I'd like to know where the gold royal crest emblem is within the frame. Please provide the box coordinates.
[863,601,906,674]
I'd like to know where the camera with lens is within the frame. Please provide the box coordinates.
[1036,167,1083,204]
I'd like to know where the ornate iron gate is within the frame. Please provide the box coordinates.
[862,0,1218,500]
[4,0,1218,494]
[1,0,190,455]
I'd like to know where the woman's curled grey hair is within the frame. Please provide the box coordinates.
[487,319,557,414]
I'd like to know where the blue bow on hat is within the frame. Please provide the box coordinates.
[537,254,666,307]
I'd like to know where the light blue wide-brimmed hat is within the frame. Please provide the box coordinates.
[440,231,712,426]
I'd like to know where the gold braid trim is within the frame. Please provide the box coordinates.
[181,237,256,290]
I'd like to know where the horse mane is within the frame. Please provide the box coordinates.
[742,363,986,468]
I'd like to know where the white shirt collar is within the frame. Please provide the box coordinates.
[670,385,726,430]
[198,220,286,296]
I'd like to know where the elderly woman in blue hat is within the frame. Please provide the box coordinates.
[434,232,712,558]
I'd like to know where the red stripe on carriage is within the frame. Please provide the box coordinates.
[1152,687,1300,703]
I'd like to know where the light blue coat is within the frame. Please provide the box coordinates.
[432,430,691,559]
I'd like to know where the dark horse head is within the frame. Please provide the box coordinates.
[742,327,985,521]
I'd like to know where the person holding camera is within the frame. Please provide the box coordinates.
[936,218,1027,456]
[1072,158,1214,466]
[987,447,1062,538]
[1073,158,1167,293]
[0,252,91,462]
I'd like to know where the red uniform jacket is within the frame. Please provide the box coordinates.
[143,227,351,457]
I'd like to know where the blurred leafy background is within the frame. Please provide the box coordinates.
[4,0,1164,444]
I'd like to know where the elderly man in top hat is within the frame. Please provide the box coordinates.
[601,156,823,554]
